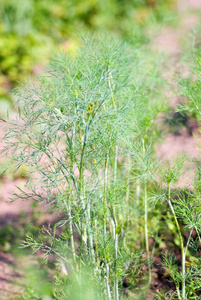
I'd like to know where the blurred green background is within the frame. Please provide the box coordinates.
[0,0,176,113]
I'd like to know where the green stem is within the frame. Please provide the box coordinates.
[113,146,118,220]
[105,263,112,300]
[113,147,119,299]
[185,228,193,257]
[176,286,182,300]
[143,138,151,285]
[103,152,112,299]
[79,125,88,254]
[87,198,95,263]
[114,145,118,184]
[115,233,119,300]
[167,185,185,299]
[44,148,77,264]
[125,154,130,205]
[94,219,99,266]
[136,179,140,207]
[104,152,109,240]
[111,211,119,300]
[69,123,76,263]
[195,226,201,244]
[79,118,99,264]
[108,69,115,109]
[68,204,76,262]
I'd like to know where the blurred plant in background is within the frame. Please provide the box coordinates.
[0,0,176,110]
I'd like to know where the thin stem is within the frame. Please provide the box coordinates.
[182,252,186,300]
[184,228,193,257]
[68,204,76,262]
[176,286,182,300]
[87,197,95,263]
[69,122,76,262]
[104,152,109,240]
[103,152,112,299]
[108,69,115,109]
[79,125,88,253]
[143,138,151,285]
[113,146,118,220]
[114,145,118,183]
[125,154,130,205]
[195,226,201,244]
[124,154,131,247]
[110,208,119,300]
[167,185,185,300]
[113,146,119,299]
[94,219,99,266]
[115,234,119,300]
[79,112,97,263]
[105,263,112,300]
[43,147,77,263]
[136,179,140,207]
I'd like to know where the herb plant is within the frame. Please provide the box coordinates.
[2,34,167,299]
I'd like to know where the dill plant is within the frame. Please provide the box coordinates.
[2,35,165,299]
[157,50,201,297]
[121,57,165,289]
[168,54,201,299]
[159,181,201,299]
